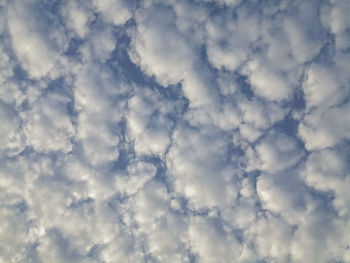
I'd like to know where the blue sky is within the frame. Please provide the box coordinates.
[1,0,350,262]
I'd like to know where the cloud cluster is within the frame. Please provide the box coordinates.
[1,0,350,262]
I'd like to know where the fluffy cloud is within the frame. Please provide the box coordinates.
[1,0,349,262]
[126,87,176,156]
[167,124,238,210]
[0,101,24,157]
[302,63,344,111]
[60,0,95,39]
[23,93,75,153]
[321,0,350,51]
[74,63,124,167]
[187,216,240,263]
[298,102,350,151]
[92,0,131,26]
[7,0,69,79]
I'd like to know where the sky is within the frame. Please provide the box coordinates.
[0,0,350,262]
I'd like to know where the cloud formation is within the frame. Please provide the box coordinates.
[1,0,350,262]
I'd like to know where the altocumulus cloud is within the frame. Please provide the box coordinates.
[0,0,350,262]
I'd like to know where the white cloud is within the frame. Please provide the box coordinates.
[200,0,242,7]
[129,3,215,107]
[249,214,293,262]
[253,131,303,173]
[283,0,326,64]
[8,0,68,79]
[204,10,259,72]
[126,88,174,156]
[302,64,344,111]
[128,180,169,232]
[167,124,238,210]
[321,0,350,50]
[74,63,124,166]
[244,60,291,101]
[129,5,194,86]
[1,0,350,262]
[0,101,24,157]
[237,99,287,143]
[291,211,349,263]
[187,216,240,263]
[23,93,74,153]
[115,161,156,196]
[299,102,350,151]
[79,26,116,62]
[301,149,346,192]
[146,216,188,262]
[60,0,95,39]
[92,0,131,26]
[0,43,14,88]
[0,43,26,108]
[301,148,350,218]
[0,192,33,263]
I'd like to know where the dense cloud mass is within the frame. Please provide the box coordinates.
[1,0,350,262]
